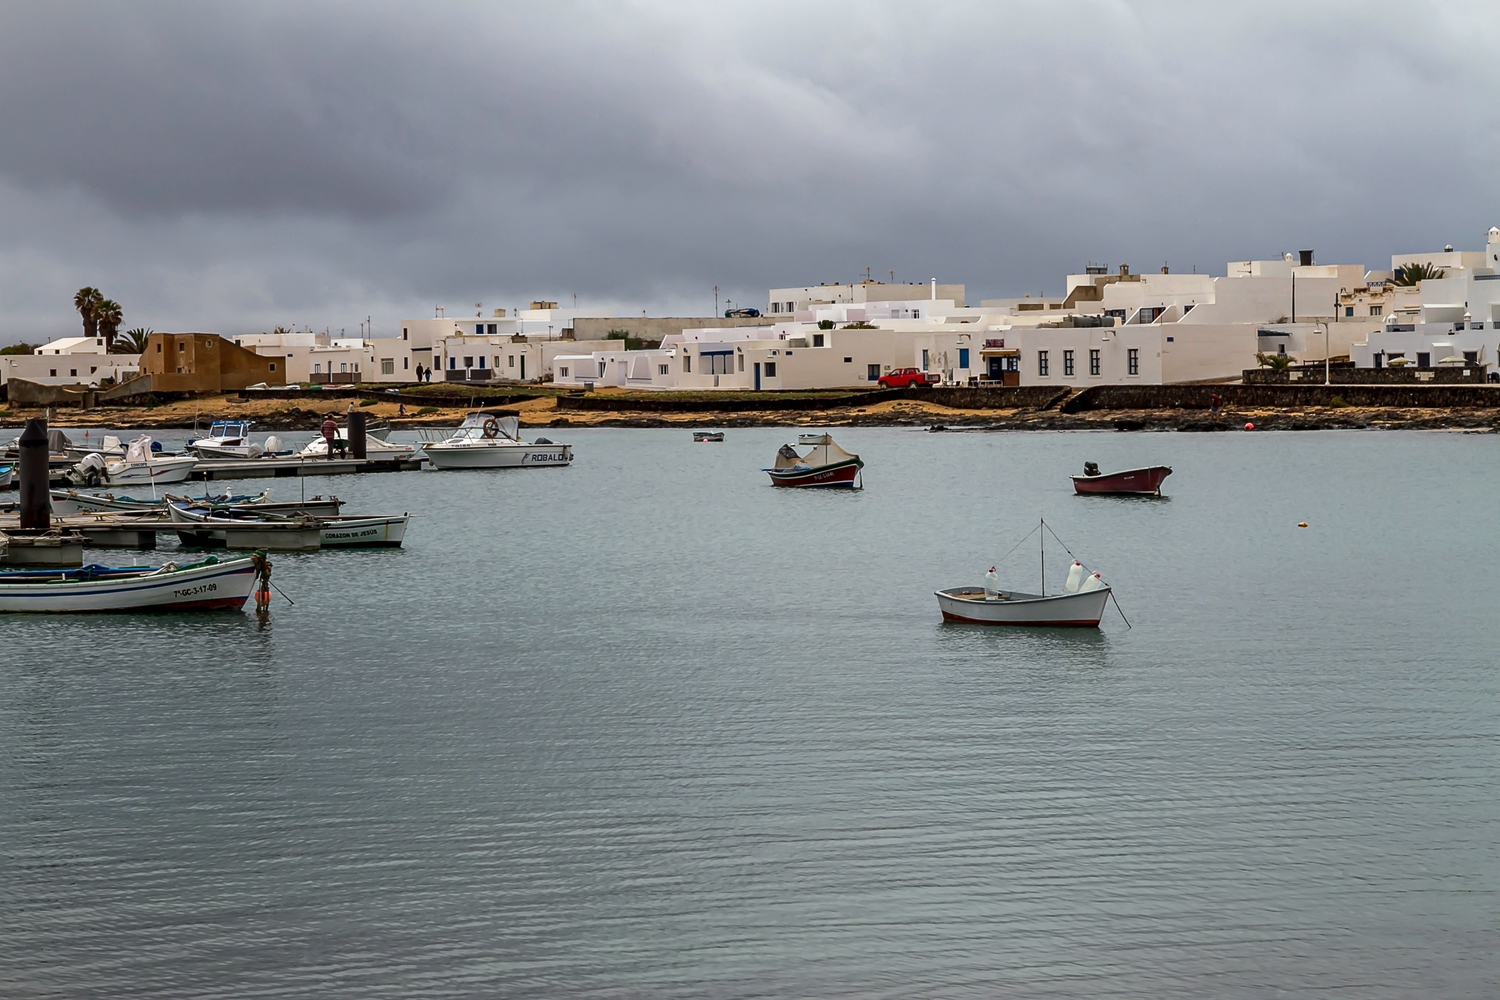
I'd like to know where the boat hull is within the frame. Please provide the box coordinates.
[424,444,573,469]
[0,557,256,613]
[1072,466,1172,496]
[766,458,862,488]
[934,586,1110,627]
[104,456,199,485]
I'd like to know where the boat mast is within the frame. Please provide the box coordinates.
[1040,518,1045,596]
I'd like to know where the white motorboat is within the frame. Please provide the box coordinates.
[421,412,571,470]
[187,420,264,459]
[0,554,260,612]
[935,520,1115,628]
[168,501,408,548]
[68,436,198,487]
[298,432,415,459]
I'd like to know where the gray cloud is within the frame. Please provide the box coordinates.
[2,0,1499,340]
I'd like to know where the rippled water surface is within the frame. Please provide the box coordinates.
[3,427,1498,997]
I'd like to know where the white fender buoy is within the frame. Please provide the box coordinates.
[1078,572,1105,593]
[1063,561,1085,593]
[983,566,1000,599]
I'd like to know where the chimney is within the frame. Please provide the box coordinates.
[930,277,936,300]
[1299,249,1313,267]
[1119,264,1130,277]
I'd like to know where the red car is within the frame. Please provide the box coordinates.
[878,368,940,389]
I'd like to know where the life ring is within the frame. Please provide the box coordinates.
[482,417,500,439]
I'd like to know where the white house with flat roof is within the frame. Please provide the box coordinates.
[0,335,140,386]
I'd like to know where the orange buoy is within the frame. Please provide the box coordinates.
[1298,522,1308,528]
[1244,422,1255,430]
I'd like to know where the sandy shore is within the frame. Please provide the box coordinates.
[4,392,1498,433]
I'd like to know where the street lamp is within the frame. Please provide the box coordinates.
[1314,320,1330,385]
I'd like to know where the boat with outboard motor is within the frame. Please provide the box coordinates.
[186,420,268,459]
[50,488,272,515]
[1072,461,1172,496]
[421,412,572,469]
[0,553,261,612]
[765,433,863,488]
[935,520,1117,627]
[68,435,197,486]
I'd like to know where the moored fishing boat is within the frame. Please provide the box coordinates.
[186,420,263,459]
[1071,462,1172,496]
[168,500,407,548]
[421,412,572,469]
[693,431,724,442]
[51,488,273,515]
[0,554,260,612]
[936,520,1118,628]
[68,435,197,486]
[765,433,863,488]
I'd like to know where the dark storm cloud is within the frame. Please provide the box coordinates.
[2,1,1500,338]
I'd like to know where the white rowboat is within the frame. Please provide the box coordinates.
[0,556,258,613]
[934,586,1110,627]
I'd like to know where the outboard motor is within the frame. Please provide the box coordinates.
[1083,461,1101,477]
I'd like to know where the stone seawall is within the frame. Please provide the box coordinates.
[1062,384,1500,413]
[555,388,906,412]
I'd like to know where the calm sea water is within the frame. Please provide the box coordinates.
[3,426,1498,998]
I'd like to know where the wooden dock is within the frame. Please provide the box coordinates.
[189,456,426,480]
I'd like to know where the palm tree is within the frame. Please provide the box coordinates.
[1392,262,1445,286]
[73,287,103,338]
[112,327,152,354]
[96,299,123,347]
[1256,352,1294,370]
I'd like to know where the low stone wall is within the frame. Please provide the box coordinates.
[556,388,904,413]
[1062,383,1500,412]
[241,387,543,407]
[7,378,95,407]
[1244,366,1488,385]
[926,386,1069,410]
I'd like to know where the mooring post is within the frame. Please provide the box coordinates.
[348,410,367,459]
[18,416,50,531]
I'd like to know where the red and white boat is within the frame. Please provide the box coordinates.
[935,521,1117,628]
[765,434,863,488]
[1071,462,1172,496]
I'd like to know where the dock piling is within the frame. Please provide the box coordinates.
[18,417,51,531]
[348,410,367,459]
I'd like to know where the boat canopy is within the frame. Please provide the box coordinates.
[451,412,520,441]
[775,435,859,470]
[123,435,155,463]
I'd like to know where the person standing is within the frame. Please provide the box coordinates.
[320,414,338,460]
[415,363,424,383]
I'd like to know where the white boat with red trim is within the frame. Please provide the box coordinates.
[936,520,1118,628]
[765,433,863,488]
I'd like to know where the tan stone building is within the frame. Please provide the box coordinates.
[141,333,279,392]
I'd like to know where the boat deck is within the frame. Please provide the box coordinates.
[940,586,1046,603]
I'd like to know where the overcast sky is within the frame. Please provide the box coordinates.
[2,0,1499,342]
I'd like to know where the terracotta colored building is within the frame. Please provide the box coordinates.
[141,333,279,392]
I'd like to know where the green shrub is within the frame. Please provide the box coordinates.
[842,321,877,329]
[359,397,379,406]
[817,319,835,330]
[1329,395,1350,408]
[417,405,439,415]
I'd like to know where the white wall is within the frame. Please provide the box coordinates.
[1,354,139,386]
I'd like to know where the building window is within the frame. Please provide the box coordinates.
[1063,349,1075,376]
[380,358,394,375]
[1089,349,1101,376]
[1370,305,1382,316]
[234,339,242,346]
[1127,348,1139,375]
[683,355,691,373]
[738,353,745,372]
[403,357,409,370]
[402,328,408,340]
[156,343,162,352]
[813,333,825,347]
[449,357,456,369]
[1465,350,1478,364]
[477,356,488,369]
[844,356,852,363]
[69,368,77,377]
[487,324,497,335]
[1345,306,1354,317]
[49,369,56,377]
[766,362,777,377]
[868,363,881,381]
[1038,350,1049,376]
[463,356,473,368]
[560,366,569,378]
[314,363,322,373]
[658,364,669,375]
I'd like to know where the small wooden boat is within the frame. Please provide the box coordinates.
[693,431,724,442]
[936,520,1115,627]
[0,554,259,612]
[765,433,863,488]
[1071,462,1172,496]
[168,501,407,549]
[0,465,12,489]
[51,488,273,515]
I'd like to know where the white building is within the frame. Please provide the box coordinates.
[0,335,139,386]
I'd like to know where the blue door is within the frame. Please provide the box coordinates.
[754,362,761,390]
[958,347,969,369]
